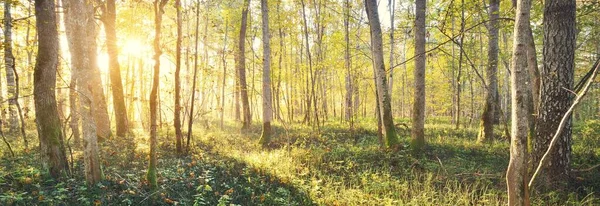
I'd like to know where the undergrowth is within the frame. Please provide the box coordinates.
[0,118,598,205]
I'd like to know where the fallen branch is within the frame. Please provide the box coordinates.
[528,58,600,187]
[572,163,600,173]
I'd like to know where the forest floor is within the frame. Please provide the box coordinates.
[1,118,600,205]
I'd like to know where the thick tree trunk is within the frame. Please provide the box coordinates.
[533,0,576,191]
[477,0,500,143]
[174,0,183,154]
[63,0,104,185]
[91,74,111,140]
[259,0,273,147]
[3,2,19,133]
[365,0,398,148]
[506,0,532,204]
[147,0,168,190]
[237,0,252,130]
[69,70,80,146]
[101,0,129,137]
[412,0,427,153]
[34,0,71,179]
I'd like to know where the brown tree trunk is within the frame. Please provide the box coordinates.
[33,0,71,179]
[300,0,319,130]
[100,0,129,137]
[174,0,183,154]
[533,0,576,191]
[237,0,252,130]
[147,0,168,190]
[186,0,200,151]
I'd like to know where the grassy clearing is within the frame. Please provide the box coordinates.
[0,118,599,205]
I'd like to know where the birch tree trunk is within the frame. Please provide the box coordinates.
[506,0,532,204]
[412,0,427,153]
[365,0,398,148]
[259,0,273,147]
[33,0,71,179]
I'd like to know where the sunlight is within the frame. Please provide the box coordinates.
[121,39,144,56]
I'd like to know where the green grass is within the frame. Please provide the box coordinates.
[0,118,598,205]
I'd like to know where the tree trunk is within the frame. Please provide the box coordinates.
[365,0,398,149]
[174,0,183,154]
[147,0,168,190]
[63,0,104,184]
[3,2,19,133]
[506,0,532,204]
[411,0,427,153]
[300,0,319,130]
[34,0,71,179]
[220,21,228,130]
[186,0,200,151]
[388,0,395,108]
[237,0,252,130]
[533,0,576,191]
[91,75,111,140]
[455,0,465,129]
[100,0,129,137]
[477,0,500,143]
[344,0,353,123]
[259,0,273,147]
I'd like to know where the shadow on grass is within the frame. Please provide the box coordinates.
[0,135,316,206]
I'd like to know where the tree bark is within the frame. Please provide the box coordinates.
[100,0,129,137]
[237,0,252,130]
[344,0,353,123]
[477,0,500,143]
[63,0,104,185]
[533,0,576,191]
[259,0,273,147]
[148,0,168,190]
[33,0,71,179]
[174,0,183,154]
[412,0,427,153]
[365,0,398,149]
[300,0,319,129]
[388,0,395,107]
[186,0,200,151]
[3,1,19,133]
[506,0,532,204]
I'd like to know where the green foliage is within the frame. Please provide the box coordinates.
[1,120,599,205]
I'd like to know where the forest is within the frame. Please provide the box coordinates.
[0,0,599,205]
